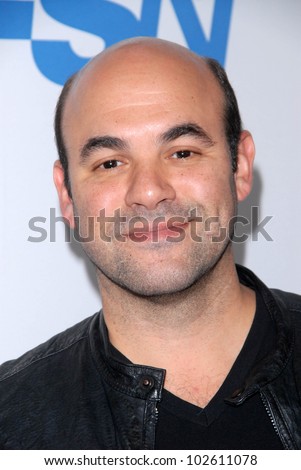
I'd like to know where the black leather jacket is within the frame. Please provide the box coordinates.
[0,265,301,449]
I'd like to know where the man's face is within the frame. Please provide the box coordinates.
[56,43,251,296]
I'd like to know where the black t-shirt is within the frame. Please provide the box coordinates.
[155,290,283,449]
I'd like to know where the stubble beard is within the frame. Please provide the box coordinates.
[72,199,236,300]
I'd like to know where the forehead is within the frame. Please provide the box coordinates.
[63,44,224,142]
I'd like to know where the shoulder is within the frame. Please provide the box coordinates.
[271,289,301,315]
[237,264,301,314]
[0,313,98,382]
[0,313,101,449]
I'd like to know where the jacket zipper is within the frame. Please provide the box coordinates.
[260,392,288,449]
[155,403,159,423]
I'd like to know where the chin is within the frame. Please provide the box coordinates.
[115,269,204,299]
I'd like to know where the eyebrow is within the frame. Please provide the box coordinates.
[79,121,215,163]
[80,136,129,163]
[159,122,215,147]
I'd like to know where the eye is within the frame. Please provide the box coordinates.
[171,150,192,159]
[100,159,122,169]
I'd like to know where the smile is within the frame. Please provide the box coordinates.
[126,222,190,243]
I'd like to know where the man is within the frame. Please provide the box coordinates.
[0,37,301,450]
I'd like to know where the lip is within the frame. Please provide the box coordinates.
[126,222,190,242]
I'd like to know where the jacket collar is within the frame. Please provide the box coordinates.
[89,312,165,401]
[226,265,294,404]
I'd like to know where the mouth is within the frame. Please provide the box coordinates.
[126,221,190,243]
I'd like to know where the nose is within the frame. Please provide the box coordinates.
[124,163,176,210]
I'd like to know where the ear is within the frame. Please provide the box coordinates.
[53,160,75,229]
[234,130,255,202]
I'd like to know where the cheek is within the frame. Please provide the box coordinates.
[73,180,125,216]
[178,168,231,202]
[177,167,236,223]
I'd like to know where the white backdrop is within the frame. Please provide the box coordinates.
[1,0,300,363]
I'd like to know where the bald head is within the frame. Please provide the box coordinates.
[54,37,242,196]
[73,37,209,84]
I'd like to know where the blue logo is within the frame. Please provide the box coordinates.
[0,0,234,85]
